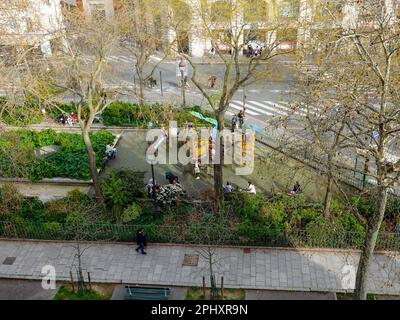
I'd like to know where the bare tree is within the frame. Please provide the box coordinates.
[116,0,174,106]
[291,0,400,299]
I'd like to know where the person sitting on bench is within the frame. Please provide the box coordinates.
[147,77,157,88]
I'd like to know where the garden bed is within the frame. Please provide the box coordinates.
[186,287,245,300]
[0,129,115,181]
[54,283,114,300]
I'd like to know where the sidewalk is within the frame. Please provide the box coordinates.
[0,240,398,295]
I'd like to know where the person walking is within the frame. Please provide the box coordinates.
[135,229,147,255]
[238,108,245,128]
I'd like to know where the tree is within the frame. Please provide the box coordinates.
[345,2,400,300]
[292,0,400,299]
[191,212,233,300]
[116,0,174,106]
[177,0,293,207]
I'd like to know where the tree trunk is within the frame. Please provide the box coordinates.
[213,113,224,208]
[82,128,104,204]
[354,185,388,300]
[323,173,333,218]
[139,80,145,106]
[76,244,86,294]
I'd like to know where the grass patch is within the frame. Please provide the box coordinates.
[336,292,400,300]
[53,284,113,300]
[185,286,245,300]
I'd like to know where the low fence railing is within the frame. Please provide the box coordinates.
[0,221,399,252]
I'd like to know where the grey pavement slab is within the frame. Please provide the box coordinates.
[0,240,399,296]
[0,279,58,300]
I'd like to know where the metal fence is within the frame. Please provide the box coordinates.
[1,221,399,251]
[256,133,400,201]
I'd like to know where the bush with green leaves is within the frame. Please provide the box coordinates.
[101,170,146,222]
[122,203,142,223]
[102,102,212,128]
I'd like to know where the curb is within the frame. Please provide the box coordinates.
[0,274,396,296]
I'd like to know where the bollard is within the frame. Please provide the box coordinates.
[202,276,206,298]
[221,276,224,300]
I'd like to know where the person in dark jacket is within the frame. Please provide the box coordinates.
[135,229,147,255]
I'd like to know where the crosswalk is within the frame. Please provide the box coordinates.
[227,99,313,119]
[82,55,134,64]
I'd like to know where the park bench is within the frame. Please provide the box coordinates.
[124,286,171,300]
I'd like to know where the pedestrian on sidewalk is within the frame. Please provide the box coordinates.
[135,229,147,255]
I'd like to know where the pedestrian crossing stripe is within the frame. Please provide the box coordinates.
[246,100,285,116]
[228,99,320,119]
[229,102,258,116]
[231,100,274,116]
[106,55,134,63]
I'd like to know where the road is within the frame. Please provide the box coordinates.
[93,50,300,131]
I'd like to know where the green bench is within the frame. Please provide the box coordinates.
[124,286,171,300]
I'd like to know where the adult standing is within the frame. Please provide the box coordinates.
[177,54,188,87]
[209,47,216,59]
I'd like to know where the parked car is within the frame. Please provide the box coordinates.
[243,40,265,56]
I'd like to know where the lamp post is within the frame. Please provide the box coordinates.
[160,70,163,96]
[150,159,156,201]
[180,69,186,107]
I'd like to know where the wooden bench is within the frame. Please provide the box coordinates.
[124,286,171,300]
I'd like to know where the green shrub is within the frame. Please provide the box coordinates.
[113,169,145,200]
[122,203,142,223]
[19,198,46,222]
[102,172,130,207]
[44,221,63,235]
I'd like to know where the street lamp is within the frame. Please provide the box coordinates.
[146,132,168,203]
[176,55,187,107]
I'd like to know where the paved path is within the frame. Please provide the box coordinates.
[0,240,398,295]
